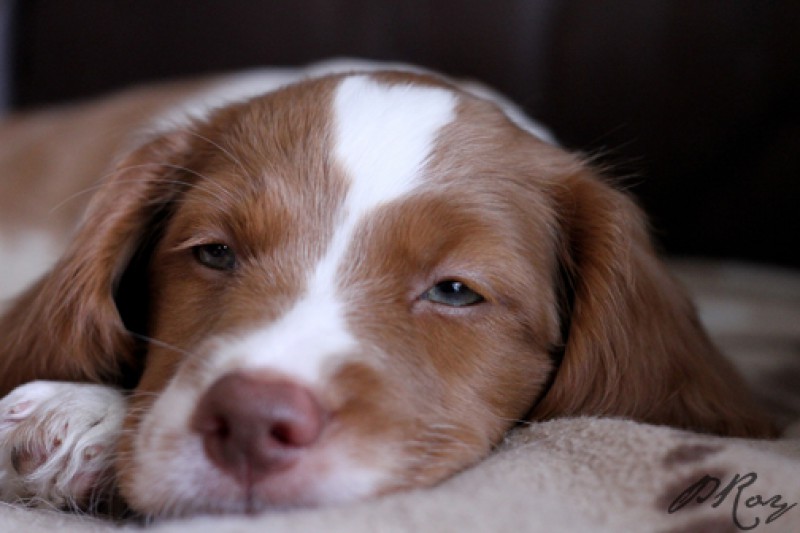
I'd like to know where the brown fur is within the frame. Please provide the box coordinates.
[532,169,775,437]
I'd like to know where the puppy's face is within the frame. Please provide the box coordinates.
[116,74,564,515]
[4,68,766,518]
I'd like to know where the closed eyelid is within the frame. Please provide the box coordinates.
[169,234,232,253]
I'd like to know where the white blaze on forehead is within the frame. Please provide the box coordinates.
[208,75,457,386]
[333,74,458,208]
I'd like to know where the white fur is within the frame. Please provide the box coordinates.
[214,292,358,386]
[122,380,206,513]
[0,381,125,507]
[313,58,556,143]
[332,75,457,208]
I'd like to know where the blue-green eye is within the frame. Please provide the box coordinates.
[423,280,485,307]
[192,243,237,271]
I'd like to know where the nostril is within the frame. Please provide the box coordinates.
[271,421,293,444]
[190,372,326,484]
[267,406,321,447]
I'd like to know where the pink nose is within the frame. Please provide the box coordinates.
[191,372,326,485]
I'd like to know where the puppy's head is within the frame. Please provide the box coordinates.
[0,71,774,517]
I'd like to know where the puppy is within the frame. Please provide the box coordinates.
[0,61,775,517]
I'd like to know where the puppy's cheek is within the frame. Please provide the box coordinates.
[326,362,487,489]
[115,343,198,498]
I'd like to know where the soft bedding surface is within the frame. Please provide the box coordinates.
[2,260,798,532]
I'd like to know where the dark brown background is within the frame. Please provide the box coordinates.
[7,0,800,268]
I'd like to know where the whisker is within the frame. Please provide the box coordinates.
[127,331,196,360]
[182,129,250,178]
[47,159,241,218]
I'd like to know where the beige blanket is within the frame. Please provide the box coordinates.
[3,261,799,532]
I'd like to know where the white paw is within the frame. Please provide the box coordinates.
[0,380,125,510]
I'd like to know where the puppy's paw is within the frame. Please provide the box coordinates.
[0,380,125,509]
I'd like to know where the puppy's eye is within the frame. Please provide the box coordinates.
[423,280,485,307]
[192,243,236,271]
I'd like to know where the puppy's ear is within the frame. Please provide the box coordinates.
[0,131,191,395]
[530,169,775,437]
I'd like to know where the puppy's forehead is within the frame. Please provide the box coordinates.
[204,74,460,382]
[331,74,458,207]
[322,74,458,298]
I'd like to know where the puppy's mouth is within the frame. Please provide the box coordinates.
[117,389,490,519]
[115,373,395,517]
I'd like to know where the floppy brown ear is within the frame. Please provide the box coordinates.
[0,131,191,395]
[530,169,776,438]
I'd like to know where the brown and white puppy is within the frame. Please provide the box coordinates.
[0,61,774,517]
